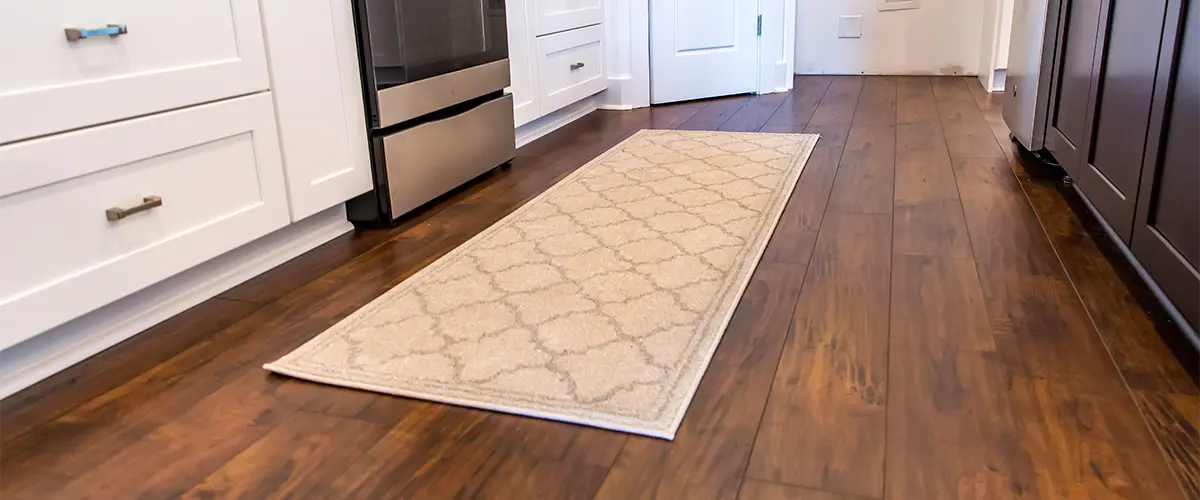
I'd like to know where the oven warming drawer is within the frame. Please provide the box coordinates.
[379,94,516,218]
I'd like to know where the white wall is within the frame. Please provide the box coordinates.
[794,0,986,75]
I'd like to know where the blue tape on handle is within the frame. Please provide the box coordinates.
[80,26,124,37]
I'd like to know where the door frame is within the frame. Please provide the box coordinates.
[600,0,796,110]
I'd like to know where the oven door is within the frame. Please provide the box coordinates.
[357,0,509,127]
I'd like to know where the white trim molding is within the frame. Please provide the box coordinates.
[602,0,651,109]
[516,94,603,148]
[761,0,799,94]
[979,0,1015,91]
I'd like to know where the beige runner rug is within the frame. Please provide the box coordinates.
[266,129,818,439]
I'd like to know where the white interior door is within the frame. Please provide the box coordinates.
[650,0,759,104]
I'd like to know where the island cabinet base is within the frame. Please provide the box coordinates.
[1047,0,1198,345]
[1070,184,1200,371]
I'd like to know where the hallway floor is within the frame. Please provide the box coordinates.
[2,76,1197,499]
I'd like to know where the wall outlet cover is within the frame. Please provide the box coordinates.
[837,15,863,38]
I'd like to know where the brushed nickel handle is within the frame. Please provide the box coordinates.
[570,62,585,70]
[65,24,128,42]
[106,195,162,221]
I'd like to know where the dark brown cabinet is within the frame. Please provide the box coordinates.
[1046,0,1105,170]
[1076,0,1171,238]
[1049,0,1199,337]
[1132,0,1199,331]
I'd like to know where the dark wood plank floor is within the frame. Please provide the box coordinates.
[2,76,1197,500]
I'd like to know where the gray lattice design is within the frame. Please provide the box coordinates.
[266,130,819,438]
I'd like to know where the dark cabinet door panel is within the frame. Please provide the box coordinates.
[1047,0,1107,172]
[1133,0,1199,329]
[1151,148,1199,272]
[1076,0,1171,240]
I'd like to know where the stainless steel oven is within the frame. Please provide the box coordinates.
[347,0,516,225]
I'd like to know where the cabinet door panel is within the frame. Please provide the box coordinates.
[1151,139,1199,272]
[261,0,373,220]
[1075,0,1170,240]
[1133,0,1199,330]
[1047,0,1106,172]
[508,0,539,126]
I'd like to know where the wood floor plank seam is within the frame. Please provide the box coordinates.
[885,76,1043,499]
[744,74,897,498]
[725,77,846,500]
[761,76,805,128]
[879,75,901,500]
[933,78,1056,498]
[719,92,790,132]
[927,78,984,266]
[935,81,1002,282]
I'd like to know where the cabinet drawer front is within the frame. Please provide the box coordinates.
[381,95,517,218]
[0,94,289,348]
[534,0,603,35]
[536,25,606,115]
[0,0,269,144]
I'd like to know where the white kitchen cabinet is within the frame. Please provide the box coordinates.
[533,0,605,35]
[508,0,607,127]
[0,93,290,349]
[0,0,270,144]
[260,0,373,220]
[0,0,389,396]
[507,0,540,126]
[536,25,606,115]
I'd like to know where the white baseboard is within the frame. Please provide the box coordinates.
[796,71,983,77]
[515,94,602,148]
[0,205,354,398]
[601,76,650,110]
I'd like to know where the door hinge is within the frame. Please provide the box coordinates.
[757,15,763,36]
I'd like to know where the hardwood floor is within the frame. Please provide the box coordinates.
[2,76,1196,500]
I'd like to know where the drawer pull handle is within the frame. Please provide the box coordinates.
[65,24,128,42]
[106,196,162,221]
[570,62,585,71]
